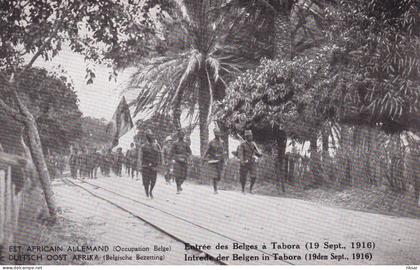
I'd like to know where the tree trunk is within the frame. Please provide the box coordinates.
[276,130,287,193]
[273,4,293,60]
[14,91,57,221]
[198,70,210,157]
[272,3,293,193]
[172,92,183,130]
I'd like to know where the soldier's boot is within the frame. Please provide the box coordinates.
[240,181,246,194]
[176,180,181,194]
[150,180,156,199]
[213,179,218,194]
[249,177,256,194]
[144,185,149,198]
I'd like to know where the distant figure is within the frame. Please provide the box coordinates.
[125,148,131,176]
[89,148,101,179]
[203,127,226,194]
[57,154,66,179]
[162,136,173,184]
[140,129,160,199]
[86,149,94,179]
[127,143,138,179]
[133,128,142,176]
[78,148,87,179]
[115,147,124,177]
[47,154,58,179]
[170,130,192,194]
[69,149,78,179]
[104,149,113,177]
[238,130,262,194]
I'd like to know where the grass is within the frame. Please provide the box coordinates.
[13,183,95,265]
[186,156,420,219]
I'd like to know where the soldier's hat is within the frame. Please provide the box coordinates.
[165,135,172,142]
[244,130,253,137]
[213,127,221,135]
[177,129,185,137]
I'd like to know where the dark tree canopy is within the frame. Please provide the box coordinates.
[0,67,83,154]
[217,0,420,144]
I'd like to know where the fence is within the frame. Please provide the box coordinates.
[0,152,27,264]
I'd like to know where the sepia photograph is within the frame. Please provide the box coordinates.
[0,0,419,267]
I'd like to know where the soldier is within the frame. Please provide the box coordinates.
[140,129,160,199]
[127,143,138,179]
[104,148,113,177]
[238,130,262,194]
[99,148,106,176]
[203,127,226,194]
[47,154,58,179]
[162,136,173,184]
[133,129,143,180]
[69,149,78,179]
[57,154,66,179]
[125,148,131,176]
[115,147,125,177]
[78,147,88,179]
[91,148,101,179]
[170,130,192,194]
[86,149,94,179]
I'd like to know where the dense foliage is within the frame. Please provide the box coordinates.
[0,67,82,154]
[217,0,420,143]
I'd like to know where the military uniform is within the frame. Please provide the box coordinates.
[115,149,125,177]
[204,138,225,181]
[69,152,78,179]
[78,151,87,179]
[91,151,101,178]
[170,138,192,193]
[104,151,113,176]
[141,140,160,198]
[162,137,173,184]
[127,147,138,178]
[238,131,262,193]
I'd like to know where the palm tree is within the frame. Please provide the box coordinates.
[223,0,329,189]
[125,0,269,156]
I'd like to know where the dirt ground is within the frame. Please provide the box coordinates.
[20,179,214,265]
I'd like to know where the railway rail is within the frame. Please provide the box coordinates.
[63,177,293,265]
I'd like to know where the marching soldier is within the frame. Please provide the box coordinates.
[86,149,94,179]
[170,130,192,194]
[125,148,131,176]
[238,130,262,194]
[104,148,113,177]
[162,136,173,184]
[69,149,78,179]
[134,129,143,180]
[127,143,138,179]
[57,154,66,179]
[115,147,125,177]
[140,129,160,199]
[91,148,101,179]
[203,127,226,194]
[78,147,87,179]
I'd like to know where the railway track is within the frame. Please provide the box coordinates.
[63,177,293,265]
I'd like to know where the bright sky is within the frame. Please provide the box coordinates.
[34,46,135,121]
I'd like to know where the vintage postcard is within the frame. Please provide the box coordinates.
[0,0,419,267]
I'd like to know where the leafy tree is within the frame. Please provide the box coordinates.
[0,0,161,220]
[216,44,340,187]
[325,0,420,133]
[125,0,271,156]
[79,116,114,149]
[217,0,420,190]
